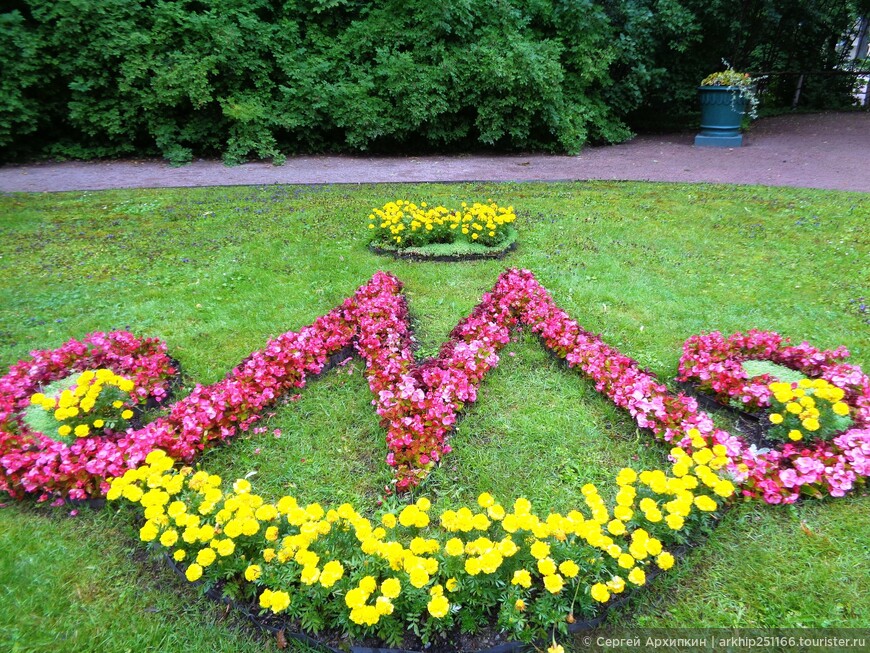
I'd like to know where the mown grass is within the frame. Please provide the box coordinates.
[0,182,868,652]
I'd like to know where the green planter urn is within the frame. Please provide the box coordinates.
[695,86,747,147]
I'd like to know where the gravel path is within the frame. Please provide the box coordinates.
[1,112,867,193]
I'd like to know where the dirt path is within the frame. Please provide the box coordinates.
[1,112,867,193]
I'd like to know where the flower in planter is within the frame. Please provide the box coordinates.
[700,64,761,119]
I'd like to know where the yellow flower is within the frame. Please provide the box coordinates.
[375,596,394,616]
[445,577,458,592]
[57,425,72,436]
[511,569,532,588]
[656,552,675,570]
[121,410,134,420]
[832,402,850,416]
[300,566,320,585]
[788,429,803,441]
[196,547,216,567]
[515,598,526,611]
[802,417,820,431]
[270,590,290,613]
[627,567,646,586]
[607,519,626,536]
[244,565,262,581]
[617,553,635,569]
[173,549,186,562]
[185,563,203,582]
[786,402,802,414]
[215,539,235,556]
[74,424,90,438]
[537,557,557,576]
[543,573,564,594]
[769,413,784,424]
[159,529,179,547]
[529,540,550,560]
[113,400,123,408]
[559,560,579,578]
[381,513,397,528]
[381,577,401,599]
[92,419,105,428]
[427,594,450,618]
[590,582,611,603]
[694,495,718,512]
[547,642,565,653]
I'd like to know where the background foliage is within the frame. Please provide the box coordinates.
[1,0,867,163]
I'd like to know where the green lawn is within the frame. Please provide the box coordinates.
[1,182,868,652]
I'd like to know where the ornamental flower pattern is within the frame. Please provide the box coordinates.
[2,271,868,504]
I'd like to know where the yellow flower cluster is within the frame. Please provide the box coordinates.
[768,379,851,442]
[30,369,135,438]
[109,440,735,631]
[368,200,516,246]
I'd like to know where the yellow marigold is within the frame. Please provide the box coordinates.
[375,596,394,616]
[769,413,784,425]
[529,540,550,560]
[559,560,579,578]
[121,410,134,420]
[159,529,179,547]
[270,590,290,613]
[802,417,820,431]
[537,557,557,576]
[345,587,368,609]
[788,429,803,441]
[627,566,646,586]
[694,495,718,512]
[185,563,203,582]
[607,519,626,536]
[543,573,564,594]
[590,582,611,603]
[410,567,430,587]
[196,547,216,567]
[445,577,458,592]
[487,503,506,520]
[139,521,158,542]
[427,594,450,618]
[74,424,90,438]
[607,575,626,593]
[714,480,735,498]
[244,564,262,581]
[656,551,675,570]
[511,569,532,588]
[173,549,186,562]
[381,577,401,599]
[300,565,320,585]
[515,598,526,612]
[617,553,635,569]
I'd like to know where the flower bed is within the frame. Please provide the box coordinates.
[678,330,870,503]
[109,448,732,649]
[0,332,177,501]
[368,201,517,260]
[4,276,869,506]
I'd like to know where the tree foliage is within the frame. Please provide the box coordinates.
[1,0,866,163]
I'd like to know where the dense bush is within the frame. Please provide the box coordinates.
[1,0,866,163]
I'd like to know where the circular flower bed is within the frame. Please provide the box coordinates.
[0,331,178,501]
[678,330,870,503]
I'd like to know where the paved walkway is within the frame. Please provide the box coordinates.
[1,112,867,193]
